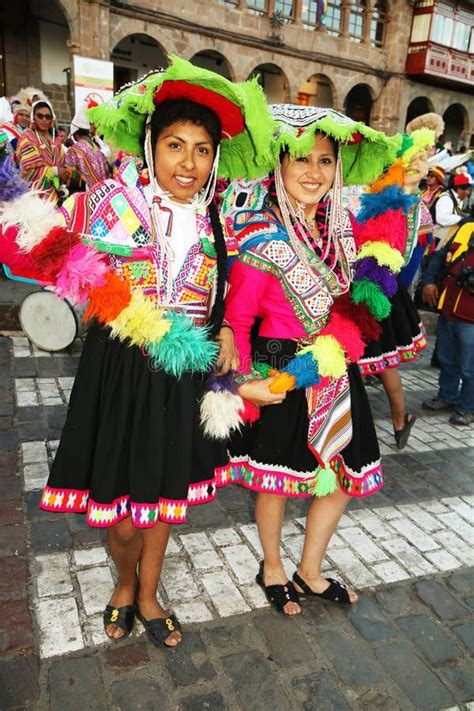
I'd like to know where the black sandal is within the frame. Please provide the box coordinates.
[256,561,300,614]
[134,605,182,647]
[103,604,135,640]
[293,571,352,605]
[394,414,417,450]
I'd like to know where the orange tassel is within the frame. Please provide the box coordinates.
[269,372,296,394]
[368,160,405,193]
[84,271,132,324]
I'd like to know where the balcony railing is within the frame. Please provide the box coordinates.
[406,41,474,86]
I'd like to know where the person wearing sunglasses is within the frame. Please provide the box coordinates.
[16,99,69,203]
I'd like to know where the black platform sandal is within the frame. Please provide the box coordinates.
[134,605,182,647]
[394,414,417,450]
[256,561,300,614]
[103,604,135,640]
[293,571,353,605]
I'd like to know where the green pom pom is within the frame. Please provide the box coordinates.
[351,278,391,320]
[311,464,338,497]
[252,361,273,378]
[147,312,218,377]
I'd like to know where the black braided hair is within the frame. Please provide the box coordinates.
[207,200,228,337]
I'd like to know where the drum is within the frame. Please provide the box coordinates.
[19,290,81,352]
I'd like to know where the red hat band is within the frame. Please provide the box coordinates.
[153,80,245,138]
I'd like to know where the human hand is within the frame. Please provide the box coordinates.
[215,326,239,374]
[422,283,439,307]
[403,152,429,193]
[238,377,287,407]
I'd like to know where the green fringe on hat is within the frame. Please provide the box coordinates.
[266,110,403,185]
[88,55,273,181]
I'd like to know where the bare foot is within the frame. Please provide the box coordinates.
[294,572,358,604]
[264,565,302,615]
[136,595,182,647]
[105,581,137,639]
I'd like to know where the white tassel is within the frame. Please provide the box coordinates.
[0,192,60,252]
[200,390,244,439]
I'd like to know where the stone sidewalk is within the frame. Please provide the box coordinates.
[0,325,473,710]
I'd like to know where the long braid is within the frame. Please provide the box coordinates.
[207,200,227,337]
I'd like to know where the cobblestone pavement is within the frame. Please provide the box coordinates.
[0,330,473,711]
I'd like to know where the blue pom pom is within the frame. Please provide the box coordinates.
[283,353,320,389]
[356,186,417,224]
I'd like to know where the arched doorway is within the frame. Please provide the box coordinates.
[443,103,468,148]
[296,74,333,108]
[111,34,168,93]
[190,50,233,80]
[248,64,289,103]
[2,0,71,121]
[344,84,372,125]
[405,96,435,127]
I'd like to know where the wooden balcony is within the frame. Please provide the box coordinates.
[406,42,474,88]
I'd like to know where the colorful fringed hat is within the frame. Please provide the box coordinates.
[88,55,273,181]
[267,105,404,186]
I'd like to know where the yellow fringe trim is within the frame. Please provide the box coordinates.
[300,335,346,379]
[108,291,172,346]
[402,128,435,165]
[357,241,405,273]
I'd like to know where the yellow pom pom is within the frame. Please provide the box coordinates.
[357,241,404,273]
[109,292,171,346]
[402,128,435,165]
[301,335,346,379]
[269,372,296,393]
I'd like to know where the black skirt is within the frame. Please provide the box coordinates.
[227,337,382,499]
[359,278,426,376]
[40,323,228,527]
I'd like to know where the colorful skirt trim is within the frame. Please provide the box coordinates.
[222,455,383,499]
[359,326,427,376]
[40,466,229,527]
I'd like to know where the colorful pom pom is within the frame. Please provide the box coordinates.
[84,271,132,323]
[28,227,81,282]
[332,293,382,343]
[55,243,109,303]
[321,312,365,363]
[351,279,391,320]
[356,241,405,273]
[353,257,398,298]
[269,372,296,394]
[109,291,171,346]
[283,352,320,389]
[311,463,338,497]
[355,208,406,253]
[301,335,346,379]
[238,399,261,425]
[356,186,417,224]
[200,390,244,439]
[368,159,405,193]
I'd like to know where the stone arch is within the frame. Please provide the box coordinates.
[247,63,290,104]
[296,74,335,108]
[405,96,435,127]
[110,34,168,93]
[53,0,78,44]
[344,83,373,125]
[189,50,234,81]
[443,103,469,148]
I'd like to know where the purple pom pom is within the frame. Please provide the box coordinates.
[354,257,398,298]
[206,370,238,393]
[0,154,29,202]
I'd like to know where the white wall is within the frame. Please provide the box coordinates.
[39,20,69,86]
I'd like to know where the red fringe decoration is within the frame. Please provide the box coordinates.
[331,293,382,343]
[29,227,81,282]
[238,399,261,426]
[356,209,406,253]
[321,312,366,362]
[84,271,132,324]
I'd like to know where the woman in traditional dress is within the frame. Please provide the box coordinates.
[16,99,68,203]
[0,57,271,645]
[216,105,430,614]
[65,108,109,190]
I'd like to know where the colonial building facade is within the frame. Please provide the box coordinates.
[1,0,473,145]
